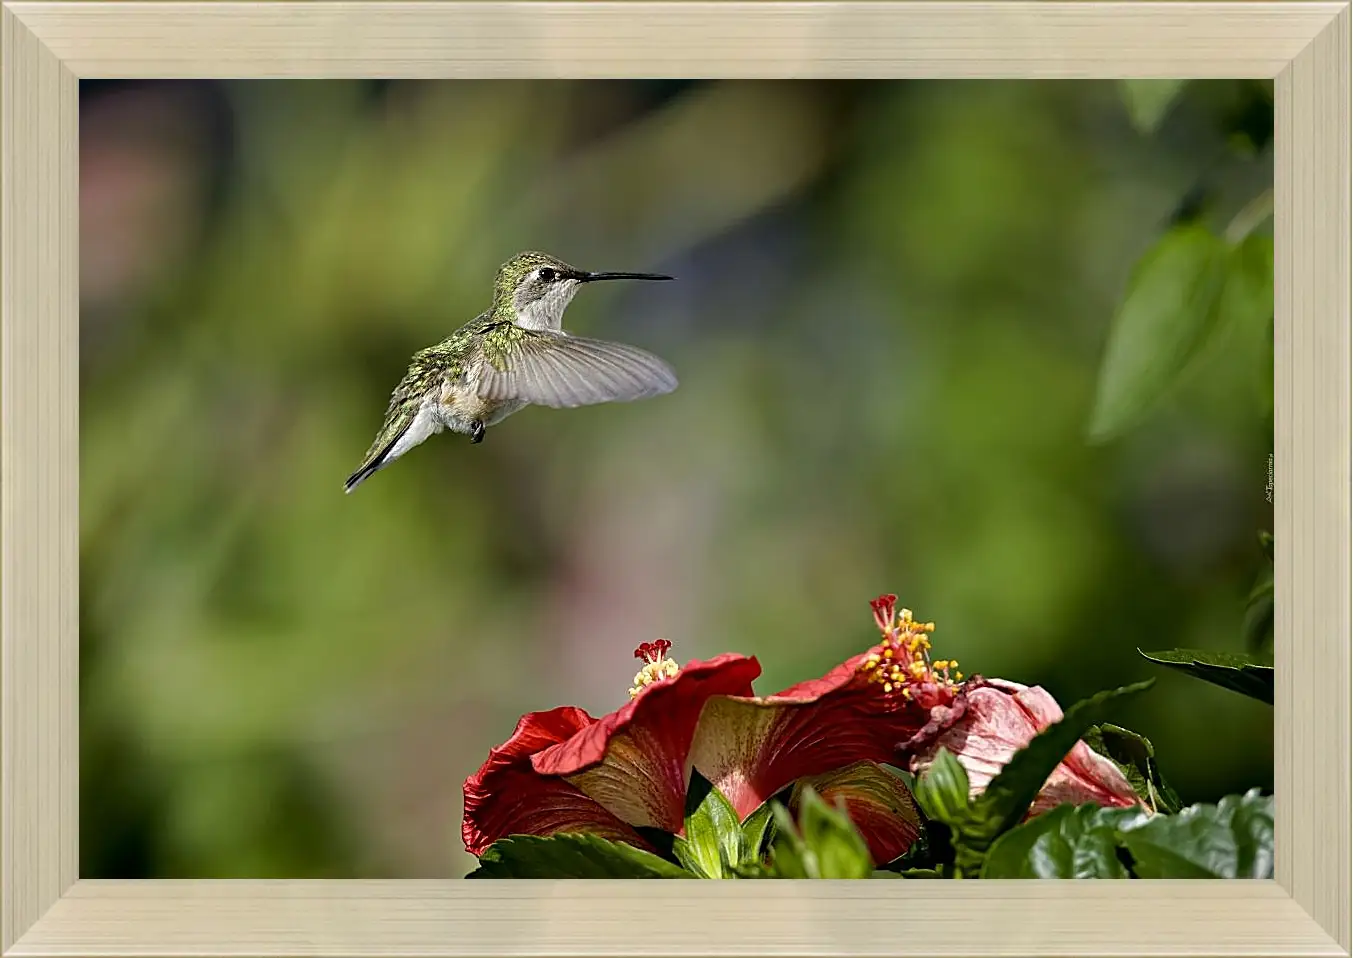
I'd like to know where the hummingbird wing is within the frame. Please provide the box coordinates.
[476,332,678,409]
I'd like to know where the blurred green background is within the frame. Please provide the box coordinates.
[80,79,1273,879]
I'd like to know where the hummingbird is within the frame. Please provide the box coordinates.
[344,251,678,493]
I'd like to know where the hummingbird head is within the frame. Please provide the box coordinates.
[493,251,674,331]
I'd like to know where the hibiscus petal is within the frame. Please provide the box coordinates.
[533,654,761,832]
[795,761,922,866]
[482,706,597,766]
[768,654,868,700]
[462,769,654,856]
[928,682,1044,792]
[1033,742,1143,813]
[688,665,928,821]
[1001,680,1066,727]
[905,679,1144,815]
[462,706,654,855]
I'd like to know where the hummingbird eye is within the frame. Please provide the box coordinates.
[537,267,556,282]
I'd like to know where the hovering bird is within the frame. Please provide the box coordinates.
[344,251,678,493]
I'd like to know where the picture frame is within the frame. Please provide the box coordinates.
[2,2,1347,955]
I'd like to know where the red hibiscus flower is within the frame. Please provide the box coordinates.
[462,646,758,854]
[905,676,1144,815]
[462,596,956,865]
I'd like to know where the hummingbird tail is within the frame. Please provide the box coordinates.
[343,406,439,493]
[344,432,403,494]
[343,457,386,494]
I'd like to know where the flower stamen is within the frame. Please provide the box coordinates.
[629,639,679,698]
[856,594,961,709]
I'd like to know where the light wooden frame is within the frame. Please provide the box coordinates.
[2,2,1348,955]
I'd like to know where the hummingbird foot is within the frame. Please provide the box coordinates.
[470,420,485,444]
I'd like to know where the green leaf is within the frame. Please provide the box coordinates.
[1222,232,1273,333]
[912,748,972,826]
[1261,318,1274,419]
[1084,723,1181,814]
[681,767,743,879]
[982,803,1149,878]
[1224,190,1274,245]
[764,790,874,879]
[739,800,776,863]
[1245,532,1275,652]
[969,680,1156,841]
[798,788,874,879]
[1138,648,1273,705]
[871,867,942,879]
[886,867,944,878]
[670,836,709,877]
[793,761,921,866]
[467,832,696,879]
[1090,224,1231,440]
[1243,564,1275,652]
[765,802,812,878]
[1119,789,1274,878]
[726,784,793,874]
[912,750,979,877]
[1120,79,1188,134]
[1219,229,1275,420]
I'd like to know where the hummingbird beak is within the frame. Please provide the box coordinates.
[578,271,675,283]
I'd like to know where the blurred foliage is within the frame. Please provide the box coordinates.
[1119,80,1189,135]
[1093,80,1273,442]
[1245,532,1275,651]
[1097,79,1274,669]
[80,79,1273,879]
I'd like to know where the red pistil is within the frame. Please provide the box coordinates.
[630,639,679,698]
[634,639,672,663]
[870,594,898,632]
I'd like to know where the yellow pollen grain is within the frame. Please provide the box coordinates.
[628,655,680,699]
